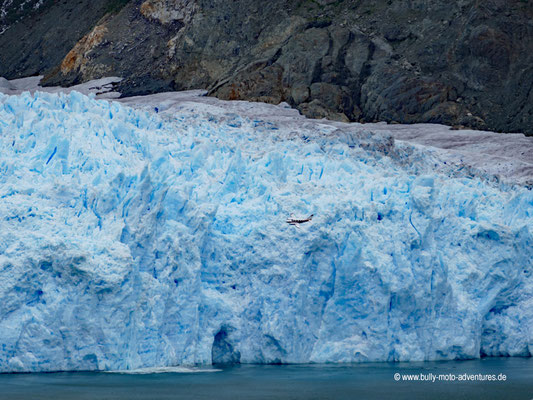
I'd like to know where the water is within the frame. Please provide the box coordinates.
[1,358,531,400]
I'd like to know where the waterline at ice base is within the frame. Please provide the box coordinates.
[0,90,531,372]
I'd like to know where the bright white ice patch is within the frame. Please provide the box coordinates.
[0,90,531,373]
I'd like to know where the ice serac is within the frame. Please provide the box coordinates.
[0,91,531,372]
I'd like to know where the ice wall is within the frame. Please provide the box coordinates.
[0,91,531,372]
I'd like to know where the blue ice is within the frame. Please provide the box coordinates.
[0,91,531,372]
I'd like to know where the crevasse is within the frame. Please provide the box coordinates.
[0,91,531,372]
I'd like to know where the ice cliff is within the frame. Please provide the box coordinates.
[0,91,531,372]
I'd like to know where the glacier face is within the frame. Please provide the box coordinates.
[0,91,531,372]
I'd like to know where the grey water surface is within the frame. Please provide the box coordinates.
[1,358,531,400]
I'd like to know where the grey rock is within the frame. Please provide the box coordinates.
[298,99,351,122]
[0,0,532,135]
[0,0,128,80]
[290,85,310,104]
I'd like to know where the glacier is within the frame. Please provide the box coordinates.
[0,90,532,372]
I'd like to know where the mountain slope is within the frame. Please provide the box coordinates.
[0,0,532,131]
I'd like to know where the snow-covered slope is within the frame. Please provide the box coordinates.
[0,90,532,372]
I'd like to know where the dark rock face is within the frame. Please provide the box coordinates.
[0,0,128,79]
[1,0,532,135]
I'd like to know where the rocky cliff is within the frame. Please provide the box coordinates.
[1,0,532,135]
